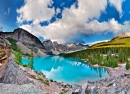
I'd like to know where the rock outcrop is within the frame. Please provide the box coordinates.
[1,58,31,84]
[0,57,46,94]
[0,37,11,69]
[85,73,130,94]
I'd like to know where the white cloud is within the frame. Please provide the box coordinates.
[109,0,125,17]
[19,0,108,43]
[84,18,122,34]
[18,0,126,43]
[17,0,55,24]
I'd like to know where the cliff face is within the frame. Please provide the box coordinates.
[43,39,55,51]
[0,28,46,53]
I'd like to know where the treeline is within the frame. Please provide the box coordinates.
[64,47,130,69]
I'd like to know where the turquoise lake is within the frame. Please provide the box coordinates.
[22,56,108,84]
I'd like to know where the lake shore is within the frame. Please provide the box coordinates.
[81,58,129,77]
[81,60,130,93]
[0,54,129,94]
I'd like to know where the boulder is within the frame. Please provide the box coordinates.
[2,59,31,84]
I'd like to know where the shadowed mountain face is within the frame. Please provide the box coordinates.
[43,39,89,54]
[0,28,46,53]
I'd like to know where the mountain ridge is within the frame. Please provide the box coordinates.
[43,39,89,55]
[112,32,130,40]
[0,28,45,50]
[0,28,89,55]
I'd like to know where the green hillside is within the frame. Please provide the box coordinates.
[64,37,130,69]
[90,37,130,49]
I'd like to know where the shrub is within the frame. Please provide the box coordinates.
[23,64,28,67]
[28,48,34,69]
[14,48,22,65]
[38,77,50,86]
[50,79,53,82]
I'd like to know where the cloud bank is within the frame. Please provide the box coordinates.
[17,0,128,43]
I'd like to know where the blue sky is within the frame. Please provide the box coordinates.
[0,0,130,44]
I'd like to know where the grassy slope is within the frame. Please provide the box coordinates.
[90,37,130,49]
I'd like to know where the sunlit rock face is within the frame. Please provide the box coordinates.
[0,28,47,55]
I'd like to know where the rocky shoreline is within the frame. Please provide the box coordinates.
[79,59,130,93]
[0,56,84,94]
[83,64,130,94]
[0,55,130,94]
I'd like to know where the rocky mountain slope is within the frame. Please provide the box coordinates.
[112,32,130,40]
[0,28,47,56]
[0,28,45,49]
[43,39,89,55]
[0,28,89,56]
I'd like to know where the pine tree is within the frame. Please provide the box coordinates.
[28,48,34,69]
[126,61,130,70]
[118,49,123,62]
[14,48,22,65]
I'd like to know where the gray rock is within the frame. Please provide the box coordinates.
[43,39,55,51]
[92,87,98,94]
[0,83,45,94]
[72,88,82,94]
[2,59,31,84]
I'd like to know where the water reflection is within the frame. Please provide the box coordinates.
[22,56,108,84]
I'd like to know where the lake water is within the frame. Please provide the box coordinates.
[22,56,108,84]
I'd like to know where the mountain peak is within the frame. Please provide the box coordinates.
[112,32,130,40]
